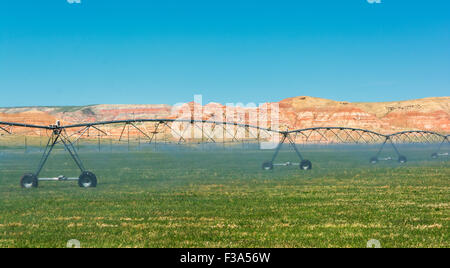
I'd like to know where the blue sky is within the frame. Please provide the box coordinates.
[0,0,449,107]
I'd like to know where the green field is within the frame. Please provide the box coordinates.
[0,146,448,248]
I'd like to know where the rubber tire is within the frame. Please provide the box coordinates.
[262,161,273,170]
[370,157,378,164]
[431,153,438,159]
[300,160,312,170]
[21,173,38,188]
[78,171,97,188]
[398,155,407,164]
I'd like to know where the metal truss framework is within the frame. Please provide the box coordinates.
[0,120,448,187]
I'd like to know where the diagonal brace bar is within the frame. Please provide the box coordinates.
[0,125,11,134]
[435,136,449,154]
[286,134,305,161]
[375,137,388,158]
[35,130,61,177]
[60,131,86,172]
[388,138,402,157]
[270,133,287,163]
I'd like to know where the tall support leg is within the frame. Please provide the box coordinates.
[60,131,86,172]
[371,137,406,164]
[35,130,61,177]
[374,137,388,159]
[388,138,407,163]
[127,124,130,152]
[21,128,97,189]
[59,131,96,188]
[270,134,287,163]
[370,137,388,164]
[388,138,401,157]
[262,133,312,170]
[20,131,61,188]
[287,134,312,170]
[287,134,304,161]
[432,136,449,159]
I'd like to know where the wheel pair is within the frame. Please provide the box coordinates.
[370,156,407,164]
[20,171,97,188]
[261,160,312,170]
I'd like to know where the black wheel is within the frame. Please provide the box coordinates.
[262,161,273,170]
[370,157,378,164]
[398,155,407,164]
[20,173,38,188]
[431,153,438,159]
[78,171,97,188]
[300,160,312,170]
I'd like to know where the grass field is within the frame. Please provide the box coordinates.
[0,145,448,248]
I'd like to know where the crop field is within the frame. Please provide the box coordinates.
[0,145,448,248]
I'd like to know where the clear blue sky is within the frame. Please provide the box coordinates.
[0,0,449,107]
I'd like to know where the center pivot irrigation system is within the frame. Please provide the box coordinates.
[0,119,448,188]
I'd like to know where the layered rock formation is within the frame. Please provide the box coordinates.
[0,96,448,135]
[277,96,449,133]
